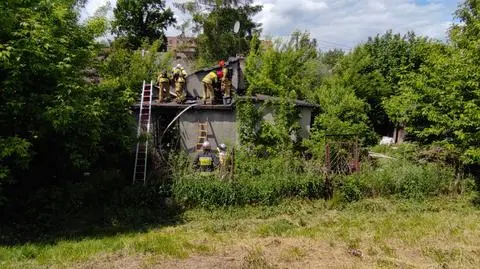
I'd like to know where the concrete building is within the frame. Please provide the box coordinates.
[167,36,197,59]
[137,57,318,154]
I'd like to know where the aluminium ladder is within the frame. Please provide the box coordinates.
[133,81,153,184]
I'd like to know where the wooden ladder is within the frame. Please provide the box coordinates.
[196,120,209,151]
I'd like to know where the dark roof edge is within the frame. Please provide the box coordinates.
[191,56,245,75]
[238,94,319,108]
[132,102,235,111]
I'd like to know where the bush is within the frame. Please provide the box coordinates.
[171,148,476,208]
[337,159,475,202]
[0,171,178,244]
[172,151,325,207]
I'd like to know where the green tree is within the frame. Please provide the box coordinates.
[176,0,262,66]
[112,0,176,50]
[0,0,136,199]
[245,31,325,101]
[334,31,430,134]
[384,1,480,166]
[321,48,344,71]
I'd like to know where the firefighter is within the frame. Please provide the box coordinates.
[217,143,232,180]
[193,141,219,174]
[172,64,187,103]
[157,70,170,102]
[219,60,232,100]
[202,71,218,104]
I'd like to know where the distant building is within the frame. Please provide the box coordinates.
[261,40,273,49]
[167,36,197,59]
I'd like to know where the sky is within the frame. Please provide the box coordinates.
[82,0,461,51]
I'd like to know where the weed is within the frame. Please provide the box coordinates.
[256,219,297,237]
[379,244,397,258]
[242,247,275,269]
[280,246,306,262]
[423,247,462,265]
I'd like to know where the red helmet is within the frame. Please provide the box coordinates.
[219,60,225,67]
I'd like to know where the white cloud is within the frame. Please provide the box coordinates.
[82,0,460,50]
[256,0,460,50]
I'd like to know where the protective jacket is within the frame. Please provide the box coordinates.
[158,72,169,83]
[202,71,218,84]
[193,150,219,173]
[172,68,187,83]
[221,67,229,81]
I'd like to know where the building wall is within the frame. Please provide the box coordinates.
[299,108,312,139]
[258,106,312,139]
[179,109,237,154]
[177,106,313,154]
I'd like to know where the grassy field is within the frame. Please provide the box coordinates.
[1,195,480,269]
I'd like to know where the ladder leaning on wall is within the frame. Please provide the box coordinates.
[133,80,153,184]
[196,119,209,151]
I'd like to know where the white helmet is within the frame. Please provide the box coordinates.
[176,64,182,68]
[202,141,211,150]
[218,143,227,151]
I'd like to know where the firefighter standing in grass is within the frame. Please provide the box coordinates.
[202,71,218,104]
[217,143,232,180]
[172,64,187,103]
[193,141,219,174]
[157,70,170,102]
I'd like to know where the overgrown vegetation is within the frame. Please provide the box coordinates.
[172,151,324,207]
[1,196,479,268]
[1,1,480,268]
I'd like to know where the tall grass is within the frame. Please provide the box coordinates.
[171,151,324,207]
[336,159,475,202]
[170,149,475,208]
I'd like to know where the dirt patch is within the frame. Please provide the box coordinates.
[76,238,373,269]
[75,237,447,269]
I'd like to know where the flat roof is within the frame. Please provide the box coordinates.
[133,99,235,111]
[133,94,318,111]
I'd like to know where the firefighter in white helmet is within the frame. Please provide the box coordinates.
[193,141,219,173]
[217,143,232,180]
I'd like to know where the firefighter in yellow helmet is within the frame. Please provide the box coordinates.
[193,141,219,174]
[202,71,218,104]
[172,64,187,103]
[157,70,170,102]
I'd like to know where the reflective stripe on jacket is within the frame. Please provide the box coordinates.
[193,150,219,173]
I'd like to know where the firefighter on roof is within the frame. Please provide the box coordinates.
[219,60,232,99]
[202,71,218,104]
[172,64,187,103]
[157,70,170,102]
